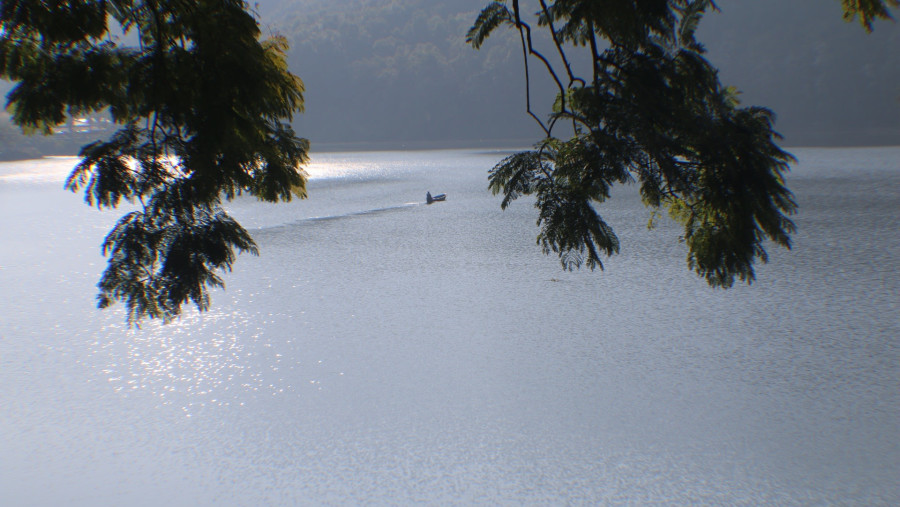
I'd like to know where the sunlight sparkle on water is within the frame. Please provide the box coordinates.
[88,308,264,413]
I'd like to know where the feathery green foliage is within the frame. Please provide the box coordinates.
[471,0,799,287]
[1,0,308,324]
[466,1,514,49]
[842,0,899,32]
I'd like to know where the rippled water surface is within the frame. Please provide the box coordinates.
[1,147,898,504]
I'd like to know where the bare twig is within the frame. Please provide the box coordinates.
[587,19,600,90]
[538,0,581,87]
[514,17,550,137]
[512,0,570,138]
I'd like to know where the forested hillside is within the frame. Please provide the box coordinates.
[256,0,543,149]
[256,0,898,148]
[699,0,900,146]
[1,0,897,159]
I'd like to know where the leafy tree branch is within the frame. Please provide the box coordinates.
[471,0,894,286]
[842,0,899,31]
[471,0,801,287]
[1,0,309,324]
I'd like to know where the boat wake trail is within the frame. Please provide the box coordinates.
[252,202,423,233]
[301,202,422,223]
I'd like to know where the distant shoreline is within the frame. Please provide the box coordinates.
[0,137,536,163]
[3,137,899,163]
[305,138,535,153]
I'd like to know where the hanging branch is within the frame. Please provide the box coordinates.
[537,0,584,89]
[513,10,550,137]
[587,19,600,92]
[537,0,586,135]
[511,0,568,137]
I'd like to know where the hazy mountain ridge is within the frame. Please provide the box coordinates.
[1,0,897,159]
[260,0,899,148]
[699,0,900,146]
[262,0,540,149]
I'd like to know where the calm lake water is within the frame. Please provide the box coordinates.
[1,147,898,505]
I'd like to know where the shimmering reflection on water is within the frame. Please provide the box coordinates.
[1,148,898,505]
[89,310,253,413]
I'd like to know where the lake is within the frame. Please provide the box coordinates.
[1,147,898,504]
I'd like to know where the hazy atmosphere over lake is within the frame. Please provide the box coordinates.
[1,0,899,505]
[251,0,900,149]
[2,0,898,151]
[2,147,899,504]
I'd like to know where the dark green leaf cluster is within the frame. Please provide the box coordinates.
[466,2,514,50]
[2,0,309,324]
[842,0,899,32]
[97,204,258,324]
[472,1,798,287]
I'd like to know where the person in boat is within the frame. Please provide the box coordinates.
[426,191,446,204]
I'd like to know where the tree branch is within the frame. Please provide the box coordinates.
[515,15,550,137]
[512,0,568,137]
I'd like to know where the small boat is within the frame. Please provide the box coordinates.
[426,191,446,204]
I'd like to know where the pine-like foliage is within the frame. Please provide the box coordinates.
[1,0,309,324]
[472,0,799,287]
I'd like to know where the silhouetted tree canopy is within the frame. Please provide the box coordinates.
[468,0,895,287]
[843,0,899,31]
[1,0,308,324]
[0,0,894,323]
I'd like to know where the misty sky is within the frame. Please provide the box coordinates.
[252,0,899,148]
[2,0,898,149]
